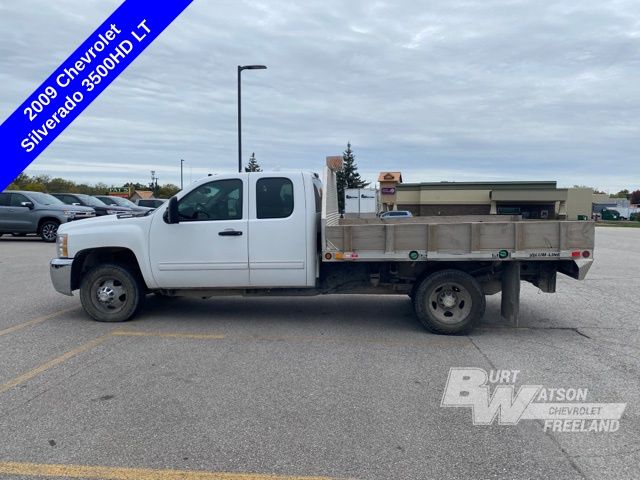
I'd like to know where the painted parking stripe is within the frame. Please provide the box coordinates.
[0,462,337,480]
[0,306,79,338]
[0,333,111,395]
[111,330,225,340]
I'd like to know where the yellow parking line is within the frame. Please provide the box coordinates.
[0,306,79,338]
[111,330,225,340]
[0,462,336,480]
[0,334,111,395]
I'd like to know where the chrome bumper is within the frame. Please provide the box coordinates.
[50,258,74,296]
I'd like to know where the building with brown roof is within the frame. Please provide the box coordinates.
[378,172,403,211]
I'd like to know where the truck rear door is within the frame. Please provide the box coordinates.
[248,173,308,287]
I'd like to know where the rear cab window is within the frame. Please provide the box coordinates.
[256,177,294,219]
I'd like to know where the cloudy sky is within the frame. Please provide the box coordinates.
[1,0,639,191]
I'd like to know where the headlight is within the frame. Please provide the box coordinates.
[63,210,76,218]
[56,234,69,258]
[106,209,120,215]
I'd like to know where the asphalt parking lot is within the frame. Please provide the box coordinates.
[0,227,638,480]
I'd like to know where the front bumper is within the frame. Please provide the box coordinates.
[50,258,74,296]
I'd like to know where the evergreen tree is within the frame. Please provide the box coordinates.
[244,152,262,172]
[336,142,369,211]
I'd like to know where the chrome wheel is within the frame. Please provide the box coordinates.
[80,264,143,322]
[92,277,128,314]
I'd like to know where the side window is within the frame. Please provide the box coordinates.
[10,193,29,207]
[178,179,243,222]
[256,177,294,219]
[60,195,75,205]
[0,193,9,207]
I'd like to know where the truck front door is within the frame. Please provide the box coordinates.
[248,174,308,287]
[148,176,249,288]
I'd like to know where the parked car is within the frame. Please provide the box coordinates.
[94,196,154,216]
[136,198,167,208]
[0,191,95,242]
[380,210,413,219]
[51,193,131,216]
[601,208,621,221]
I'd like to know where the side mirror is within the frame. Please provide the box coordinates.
[21,201,34,209]
[164,196,179,224]
[72,202,81,206]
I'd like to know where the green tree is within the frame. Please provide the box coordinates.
[244,152,262,172]
[46,177,76,193]
[157,183,181,199]
[12,173,31,189]
[612,189,630,199]
[336,142,369,211]
[23,182,46,192]
[123,182,149,192]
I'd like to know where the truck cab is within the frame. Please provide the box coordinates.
[149,171,321,289]
[51,172,324,307]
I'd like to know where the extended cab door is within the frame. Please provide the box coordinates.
[8,193,36,232]
[248,173,308,287]
[148,175,249,288]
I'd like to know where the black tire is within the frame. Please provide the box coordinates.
[80,264,144,322]
[39,220,59,242]
[413,269,485,335]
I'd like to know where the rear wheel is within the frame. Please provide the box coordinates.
[413,269,485,334]
[80,264,144,322]
[39,220,59,242]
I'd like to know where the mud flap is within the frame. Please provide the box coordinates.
[501,261,520,326]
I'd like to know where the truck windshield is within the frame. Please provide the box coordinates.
[109,197,139,208]
[77,194,108,207]
[27,192,65,206]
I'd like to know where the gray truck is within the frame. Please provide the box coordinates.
[0,191,95,242]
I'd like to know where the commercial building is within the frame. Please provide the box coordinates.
[390,180,591,220]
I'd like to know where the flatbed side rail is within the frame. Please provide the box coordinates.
[323,220,595,263]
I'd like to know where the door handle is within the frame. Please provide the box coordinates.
[218,229,243,236]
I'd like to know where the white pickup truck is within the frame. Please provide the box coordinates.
[50,156,595,334]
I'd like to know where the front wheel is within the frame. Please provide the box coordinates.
[413,269,485,335]
[39,220,59,242]
[80,264,144,322]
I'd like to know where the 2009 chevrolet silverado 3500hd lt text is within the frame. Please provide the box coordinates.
[50,156,595,334]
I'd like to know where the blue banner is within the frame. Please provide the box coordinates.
[0,0,194,189]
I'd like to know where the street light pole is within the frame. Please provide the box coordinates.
[180,159,184,190]
[237,65,267,173]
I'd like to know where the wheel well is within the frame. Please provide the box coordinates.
[38,217,60,232]
[71,247,146,291]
